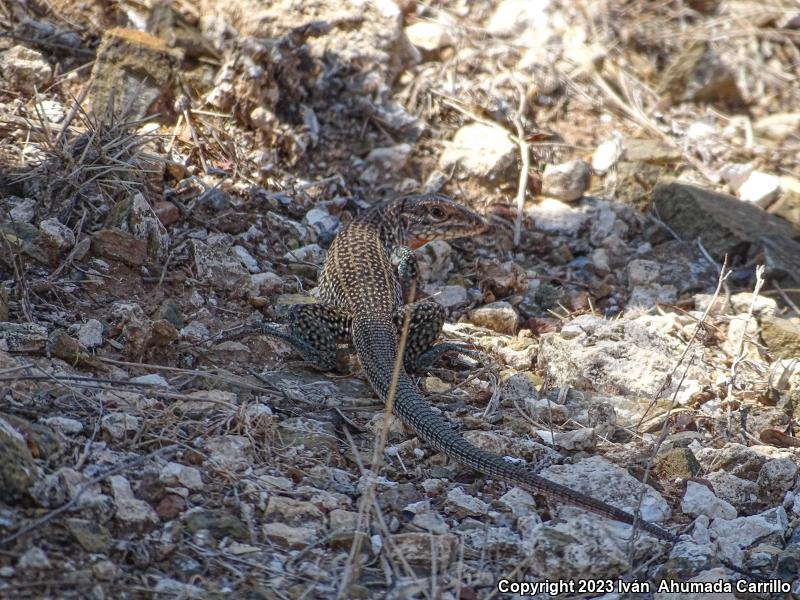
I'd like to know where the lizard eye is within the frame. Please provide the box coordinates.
[429,206,446,220]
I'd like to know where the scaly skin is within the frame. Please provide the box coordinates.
[292,193,676,542]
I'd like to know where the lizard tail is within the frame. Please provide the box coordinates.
[351,316,676,543]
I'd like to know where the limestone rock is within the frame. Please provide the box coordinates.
[439,123,517,184]
[681,481,737,520]
[0,46,52,94]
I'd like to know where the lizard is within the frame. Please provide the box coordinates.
[260,193,677,543]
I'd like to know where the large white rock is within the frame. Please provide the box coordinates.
[680,481,736,520]
[439,123,516,182]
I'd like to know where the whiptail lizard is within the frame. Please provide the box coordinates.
[264,193,676,542]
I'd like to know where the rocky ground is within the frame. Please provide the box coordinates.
[1,0,800,598]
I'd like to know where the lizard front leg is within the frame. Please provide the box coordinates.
[390,246,419,304]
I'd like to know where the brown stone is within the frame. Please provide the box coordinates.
[92,228,147,266]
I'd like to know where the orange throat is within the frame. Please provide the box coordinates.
[407,236,429,249]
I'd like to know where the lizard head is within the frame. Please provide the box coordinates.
[394,194,488,249]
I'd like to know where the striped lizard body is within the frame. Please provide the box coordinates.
[276,193,676,542]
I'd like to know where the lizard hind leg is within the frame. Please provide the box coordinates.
[393,301,459,371]
[266,303,351,371]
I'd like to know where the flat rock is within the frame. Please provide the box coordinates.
[703,471,758,511]
[77,319,104,348]
[623,139,681,164]
[653,182,800,284]
[540,455,670,524]
[735,170,782,207]
[17,546,51,571]
[92,228,148,267]
[66,518,113,553]
[709,506,788,549]
[276,417,336,452]
[390,532,457,567]
[538,314,703,403]
[0,322,48,353]
[160,462,204,491]
[523,511,661,579]
[192,238,249,290]
[263,522,317,549]
[265,496,324,527]
[446,487,489,518]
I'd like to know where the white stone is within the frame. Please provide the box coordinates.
[304,207,340,237]
[101,413,140,439]
[527,198,589,235]
[719,162,753,191]
[592,136,624,174]
[541,455,670,524]
[498,487,538,519]
[283,243,324,265]
[130,373,169,387]
[180,320,210,341]
[39,416,83,434]
[160,462,204,490]
[233,245,260,273]
[446,487,489,517]
[78,318,103,348]
[439,123,516,182]
[736,170,781,207]
[709,506,788,549]
[424,284,467,309]
[361,144,412,183]
[203,435,252,471]
[110,475,159,526]
[39,218,75,251]
[486,0,552,37]
[17,546,51,571]
[627,259,661,285]
[405,21,453,52]
[8,197,36,223]
[681,481,737,520]
[542,160,592,202]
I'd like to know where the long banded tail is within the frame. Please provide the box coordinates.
[351,316,676,542]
